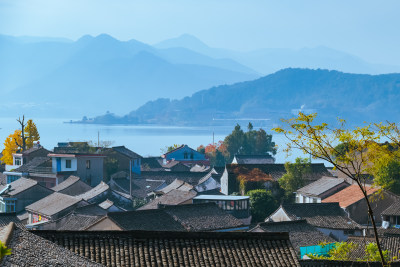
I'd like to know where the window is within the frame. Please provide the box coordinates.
[14,158,21,165]
[313,198,318,203]
[6,200,15,212]
[184,152,188,159]
[86,160,91,169]
[7,175,20,184]
[65,159,71,168]
[190,152,194,159]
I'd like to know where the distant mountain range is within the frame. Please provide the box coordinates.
[82,68,400,127]
[1,33,400,118]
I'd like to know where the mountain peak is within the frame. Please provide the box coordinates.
[154,33,210,50]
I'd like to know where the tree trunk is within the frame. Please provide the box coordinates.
[356,180,386,266]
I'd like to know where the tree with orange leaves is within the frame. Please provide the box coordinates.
[1,130,22,165]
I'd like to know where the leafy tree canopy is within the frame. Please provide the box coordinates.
[279,157,311,199]
[246,189,279,223]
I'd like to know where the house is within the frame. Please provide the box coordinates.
[35,204,108,231]
[381,199,400,228]
[322,185,399,225]
[4,143,50,171]
[266,203,363,241]
[0,178,53,213]
[141,156,164,171]
[3,156,52,185]
[162,144,209,166]
[347,235,400,262]
[138,189,197,210]
[162,160,191,171]
[190,164,210,172]
[103,146,142,175]
[0,222,101,266]
[35,229,300,266]
[193,195,251,224]
[221,163,332,195]
[139,171,207,186]
[109,170,166,199]
[76,182,133,210]
[232,154,275,164]
[25,192,89,225]
[51,175,93,196]
[48,152,105,187]
[89,203,246,232]
[152,178,193,196]
[195,170,221,193]
[295,177,350,203]
[249,220,335,255]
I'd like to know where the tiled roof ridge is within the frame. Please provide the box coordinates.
[33,229,291,240]
[259,219,308,227]
[163,144,186,156]
[0,222,15,246]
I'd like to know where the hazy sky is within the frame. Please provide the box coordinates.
[1,0,400,65]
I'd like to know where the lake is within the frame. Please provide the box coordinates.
[0,117,328,164]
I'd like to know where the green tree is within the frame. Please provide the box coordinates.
[279,157,311,200]
[224,123,276,162]
[161,144,180,154]
[273,112,393,266]
[0,241,11,260]
[224,124,245,161]
[372,158,400,195]
[246,189,279,223]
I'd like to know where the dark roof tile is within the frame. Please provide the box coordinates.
[35,230,300,266]
[0,223,101,266]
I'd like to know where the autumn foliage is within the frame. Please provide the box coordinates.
[0,118,40,165]
[233,166,274,194]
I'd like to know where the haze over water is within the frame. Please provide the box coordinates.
[0,117,324,164]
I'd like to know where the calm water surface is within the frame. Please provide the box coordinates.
[0,118,329,164]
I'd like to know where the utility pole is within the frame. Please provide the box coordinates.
[97,131,100,147]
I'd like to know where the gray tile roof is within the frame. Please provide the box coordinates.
[110,176,165,198]
[51,175,92,195]
[111,146,142,159]
[0,223,101,267]
[35,230,300,267]
[0,213,25,228]
[76,182,110,201]
[141,157,163,170]
[233,154,275,164]
[347,236,400,261]
[21,146,50,156]
[58,214,105,231]
[162,203,244,231]
[106,209,186,231]
[156,179,193,194]
[139,171,207,185]
[128,203,244,232]
[12,157,51,173]
[296,177,349,197]
[138,189,197,210]
[382,199,400,216]
[251,220,335,254]
[26,192,83,217]
[273,203,362,230]
[0,177,39,196]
